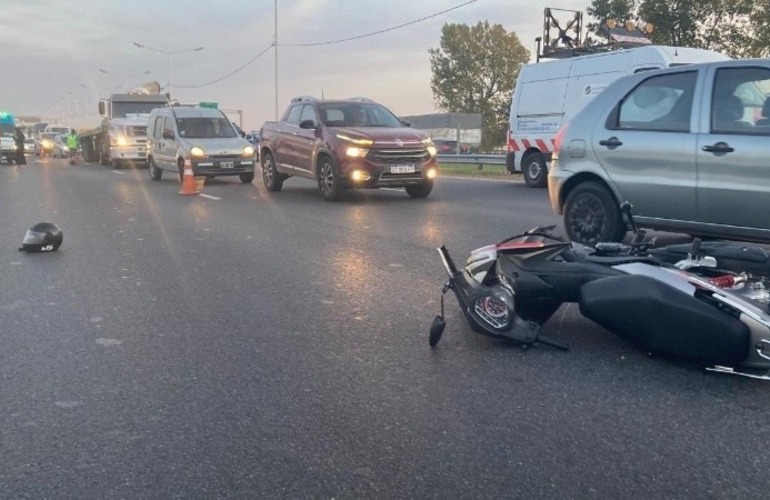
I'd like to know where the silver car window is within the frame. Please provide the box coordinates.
[712,67,770,134]
[616,71,696,133]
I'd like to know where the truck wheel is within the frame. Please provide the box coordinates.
[563,181,626,246]
[111,159,122,169]
[100,150,110,166]
[405,181,433,198]
[317,155,345,201]
[522,152,548,188]
[148,158,162,181]
[239,172,255,184]
[261,152,283,191]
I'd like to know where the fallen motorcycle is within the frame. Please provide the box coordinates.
[430,203,770,380]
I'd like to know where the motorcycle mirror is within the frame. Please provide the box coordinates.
[429,315,446,347]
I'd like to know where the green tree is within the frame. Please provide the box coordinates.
[429,21,529,151]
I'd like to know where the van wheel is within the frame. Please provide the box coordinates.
[405,181,433,198]
[318,155,345,201]
[522,152,547,188]
[564,182,625,246]
[149,158,162,181]
[261,152,283,191]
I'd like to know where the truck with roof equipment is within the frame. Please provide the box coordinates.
[506,7,728,187]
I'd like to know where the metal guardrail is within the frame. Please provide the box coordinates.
[436,153,506,166]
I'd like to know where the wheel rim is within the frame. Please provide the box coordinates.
[319,161,333,195]
[526,160,542,180]
[263,157,273,185]
[568,192,608,243]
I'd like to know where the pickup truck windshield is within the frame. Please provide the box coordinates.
[318,103,403,128]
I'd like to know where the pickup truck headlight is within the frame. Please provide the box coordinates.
[243,146,254,157]
[190,146,206,158]
[422,138,437,157]
[346,146,369,158]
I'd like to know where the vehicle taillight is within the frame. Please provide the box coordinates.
[554,124,568,153]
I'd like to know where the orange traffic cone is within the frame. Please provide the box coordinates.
[178,159,201,196]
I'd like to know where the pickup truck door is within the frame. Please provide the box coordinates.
[293,104,320,175]
[274,105,303,172]
[696,64,770,234]
[591,70,699,222]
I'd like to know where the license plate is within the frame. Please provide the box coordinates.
[221,161,234,169]
[390,164,415,174]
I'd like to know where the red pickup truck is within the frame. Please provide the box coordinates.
[259,96,439,201]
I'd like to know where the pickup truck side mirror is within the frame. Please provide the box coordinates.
[299,119,317,130]
[162,130,175,140]
[401,120,411,128]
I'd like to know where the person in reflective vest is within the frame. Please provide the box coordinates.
[65,129,79,159]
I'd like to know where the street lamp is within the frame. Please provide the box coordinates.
[98,68,152,92]
[132,42,204,100]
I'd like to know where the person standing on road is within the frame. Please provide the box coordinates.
[65,129,79,162]
[13,127,26,165]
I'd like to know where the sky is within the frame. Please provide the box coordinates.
[0,0,590,131]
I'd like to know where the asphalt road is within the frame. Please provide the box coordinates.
[1,156,769,498]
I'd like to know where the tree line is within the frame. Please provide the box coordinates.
[430,1,769,151]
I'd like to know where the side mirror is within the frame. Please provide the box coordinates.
[401,120,411,128]
[162,130,175,140]
[299,119,317,130]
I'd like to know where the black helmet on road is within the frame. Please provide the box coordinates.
[19,222,63,253]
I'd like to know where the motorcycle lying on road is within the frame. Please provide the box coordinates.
[430,203,770,380]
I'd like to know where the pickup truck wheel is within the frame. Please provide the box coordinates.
[522,152,547,188]
[318,156,345,201]
[239,172,255,184]
[563,182,625,246]
[405,181,433,198]
[261,152,283,191]
[149,158,162,181]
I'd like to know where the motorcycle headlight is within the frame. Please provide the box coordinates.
[473,289,513,330]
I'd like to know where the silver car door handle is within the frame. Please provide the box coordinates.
[598,137,623,148]
[702,142,734,154]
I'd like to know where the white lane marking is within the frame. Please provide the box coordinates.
[199,194,221,200]
[112,170,125,175]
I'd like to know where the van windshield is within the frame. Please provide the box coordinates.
[176,117,236,139]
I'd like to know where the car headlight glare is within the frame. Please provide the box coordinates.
[426,167,438,180]
[116,136,128,146]
[190,146,206,157]
[243,146,255,157]
[427,145,437,157]
[346,146,369,158]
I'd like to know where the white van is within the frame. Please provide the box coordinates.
[44,124,71,136]
[506,45,729,187]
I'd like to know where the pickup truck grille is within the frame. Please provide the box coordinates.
[369,148,429,164]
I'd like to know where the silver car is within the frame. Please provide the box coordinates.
[549,58,770,246]
[146,106,256,183]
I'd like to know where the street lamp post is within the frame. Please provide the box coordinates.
[98,68,152,92]
[132,42,204,101]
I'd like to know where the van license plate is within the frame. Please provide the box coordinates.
[390,164,414,174]
[221,161,234,169]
